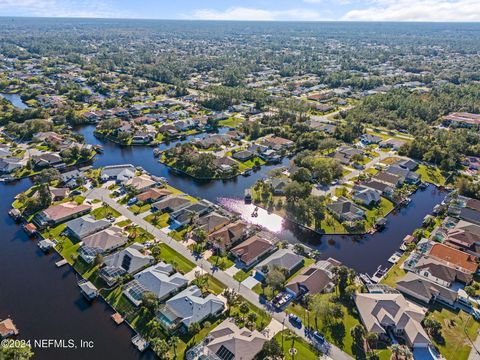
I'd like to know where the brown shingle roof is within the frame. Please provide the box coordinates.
[136,188,172,202]
[43,202,91,221]
[231,234,275,265]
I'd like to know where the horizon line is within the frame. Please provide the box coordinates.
[0,15,479,24]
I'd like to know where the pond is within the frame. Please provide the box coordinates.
[0,92,30,109]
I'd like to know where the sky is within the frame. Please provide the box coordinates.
[0,0,479,22]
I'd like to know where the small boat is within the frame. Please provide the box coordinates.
[153,148,161,157]
[403,197,412,205]
[374,218,387,230]
[242,169,252,177]
[244,189,252,203]
[371,265,388,283]
[419,182,428,190]
[93,145,103,153]
[38,239,56,252]
[388,252,402,264]
[55,259,68,267]
[359,273,372,285]
[132,334,149,352]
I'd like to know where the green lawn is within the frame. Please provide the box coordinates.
[155,243,195,274]
[319,213,347,234]
[426,305,480,360]
[233,269,253,282]
[219,117,244,128]
[128,203,151,214]
[207,255,234,270]
[144,212,170,228]
[116,219,132,227]
[380,253,408,288]
[273,330,321,360]
[364,197,395,227]
[287,294,363,357]
[416,164,448,186]
[91,205,121,219]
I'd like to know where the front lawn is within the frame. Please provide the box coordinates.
[380,253,408,288]
[207,255,234,270]
[426,305,480,360]
[91,205,121,219]
[233,269,253,282]
[128,203,151,214]
[273,330,321,360]
[155,243,196,274]
[144,212,170,228]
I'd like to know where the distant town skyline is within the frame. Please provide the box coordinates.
[0,0,479,22]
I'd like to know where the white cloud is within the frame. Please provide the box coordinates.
[343,0,480,21]
[187,6,325,21]
[0,0,130,18]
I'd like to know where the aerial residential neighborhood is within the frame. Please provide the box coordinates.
[1,7,480,360]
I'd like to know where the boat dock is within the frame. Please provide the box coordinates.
[55,259,68,267]
[131,334,149,352]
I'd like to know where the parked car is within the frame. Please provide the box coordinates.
[127,197,138,206]
[312,331,325,344]
[288,314,302,327]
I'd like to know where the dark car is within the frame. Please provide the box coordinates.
[313,331,325,344]
[288,314,302,327]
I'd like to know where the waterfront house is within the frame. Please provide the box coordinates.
[286,264,335,298]
[34,202,91,227]
[270,177,291,195]
[123,262,188,306]
[443,220,480,257]
[136,187,172,203]
[0,157,23,173]
[31,153,64,168]
[261,135,294,151]
[428,243,478,274]
[413,255,473,288]
[395,159,418,171]
[195,212,230,234]
[208,220,249,250]
[60,169,85,188]
[79,227,128,263]
[379,138,406,151]
[232,150,254,162]
[158,285,224,332]
[355,292,430,348]
[124,174,157,192]
[396,272,458,307]
[66,215,111,240]
[170,201,213,227]
[230,231,278,268]
[385,165,419,184]
[100,243,155,286]
[152,195,191,213]
[373,171,404,188]
[186,318,267,360]
[100,164,136,183]
[254,248,304,280]
[351,185,381,206]
[49,187,70,201]
[362,180,395,199]
[327,196,365,226]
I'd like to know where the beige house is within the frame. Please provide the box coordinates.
[355,293,430,348]
[186,318,267,360]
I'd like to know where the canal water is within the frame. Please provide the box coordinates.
[0,124,447,359]
[0,92,29,109]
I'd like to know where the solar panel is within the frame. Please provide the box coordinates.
[215,345,235,360]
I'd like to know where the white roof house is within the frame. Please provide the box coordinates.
[100,243,155,286]
[159,285,225,330]
[123,262,188,306]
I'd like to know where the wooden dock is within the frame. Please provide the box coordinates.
[55,259,68,267]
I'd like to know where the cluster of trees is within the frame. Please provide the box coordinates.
[4,119,53,140]
[163,143,238,179]
[294,153,343,185]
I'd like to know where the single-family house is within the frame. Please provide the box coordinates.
[124,174,157,192]
[255,248,304,279]
[351,185,381,206]
[355,292,430,348]
[34,202,91,227]
[66,215,111,240]
[208,220,249,250]
[286,264,335,298]
[79,227,128,263]
[152,195,191,213]
[230,231,278,268]
[136,188,172,203]
[327,196,365,225]
[123,262,188,306]
[157,285,225,331]
[196,212,230,234]
[101,164,136,183]
[100,243,155,286]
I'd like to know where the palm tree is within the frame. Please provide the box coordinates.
[391,344,401,360]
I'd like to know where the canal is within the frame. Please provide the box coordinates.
[0,124,447,359]
[0,92,30,110]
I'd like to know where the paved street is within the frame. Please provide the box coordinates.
[86,187,354,360]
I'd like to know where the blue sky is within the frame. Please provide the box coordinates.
[0,0,479,22]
